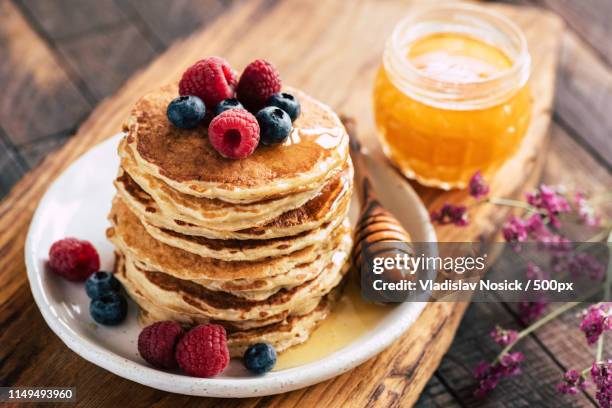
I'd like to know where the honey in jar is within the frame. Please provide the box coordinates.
[373,4,532,189]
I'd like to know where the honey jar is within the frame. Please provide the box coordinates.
[373,4,532,189]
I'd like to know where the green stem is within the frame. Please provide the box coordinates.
[486,197,545,215]
[494,301,582,364]
[596,230,612,362]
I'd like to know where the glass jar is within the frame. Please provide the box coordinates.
[373,3,532,190]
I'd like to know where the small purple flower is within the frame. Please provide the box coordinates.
[526,185,571,228]
[502,216,528,244]
[591,361,612,408]
[580,304,612,345]
[490,326,518,346]
[430,204,468,227]
[518,300,547,324]
[556,369,588,395]
[473,353,524,398]
[574,192,601,227]
[499,352,524,376]
[524,213,544,233]
[473,361,503,398]
[468,171,490,199]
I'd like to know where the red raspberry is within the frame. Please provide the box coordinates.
[48,238,100,281]
[179,57,237,110]
[236,59,281,111]
[138,321,184,369]
[175,324,229,377]
[208,109,260,159]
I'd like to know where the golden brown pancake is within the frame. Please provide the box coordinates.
[107,197,352,281]
[125,86,349,203]
[115,253,344,357]
[118,250,348,322]
[114,159,353,239]
[119,138,325,227]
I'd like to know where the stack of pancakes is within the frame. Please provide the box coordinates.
[107,85,353,357]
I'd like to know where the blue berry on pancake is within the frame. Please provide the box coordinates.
[266,92,300,121]
[214,98,244,116]
[85,271,121,299]
[90,292,127,326]
[166,95,206,129]
[256,106,292,145]
[243,343,277,374]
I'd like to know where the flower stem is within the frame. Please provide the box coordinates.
[596,230,612,362]
[485,197,545,215]
[494,301,582,364]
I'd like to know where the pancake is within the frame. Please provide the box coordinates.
[115,158,353,240]
[124,85,349,203]
[141,201,348,261]
[136,286,342,358]
[107,197,352,281]
[119,138,325,228]
[115,253,344,354]
[154,227,352,299]
[110,81,354,358]
[117,149,352,232]
[118,250,348,322]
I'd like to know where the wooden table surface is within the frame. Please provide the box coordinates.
[0,1,611,407]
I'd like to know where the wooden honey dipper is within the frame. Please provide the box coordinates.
[340,116,414,286]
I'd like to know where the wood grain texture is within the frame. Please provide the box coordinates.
[553,30,612,168]
[436,302,592,408]
[17,0,127,40]
[118,0,233,47]
[0,130,27,194]
[505,0,612,168]
[19,134,71,167]
[0,1,563,406]
[530,0,612,66]
[57,24,158,101]
[0,0,91,145]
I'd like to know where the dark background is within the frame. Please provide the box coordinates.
[0,1,611,407]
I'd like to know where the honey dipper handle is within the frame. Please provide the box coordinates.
[340,115,377,207]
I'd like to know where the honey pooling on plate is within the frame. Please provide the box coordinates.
[373,5,532,189]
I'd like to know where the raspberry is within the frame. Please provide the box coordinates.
[175,324,229,377]
[208,109,260,159]
[48,238,100,281]
[138,321,184,369]
[236,59,281,111]
[179,57,237,110]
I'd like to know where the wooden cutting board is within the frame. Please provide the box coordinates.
[0,0,562,406]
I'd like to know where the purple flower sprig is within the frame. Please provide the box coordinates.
[430,171,608,239]
[473,301,582,398]
[591,361,612,408]
[579,303,612,345]
[556,369,588,395]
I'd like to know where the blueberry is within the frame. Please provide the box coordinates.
[256,107,292,145]
[85,271,121,299]
[90,292,127,326]
[266,92,300,122]
[214,98,244,116]
[167,95,206,129]
[243,343,277,374]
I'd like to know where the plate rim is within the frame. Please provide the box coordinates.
[25,134,437,398]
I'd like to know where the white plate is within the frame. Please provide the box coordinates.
[25,134,437,398]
